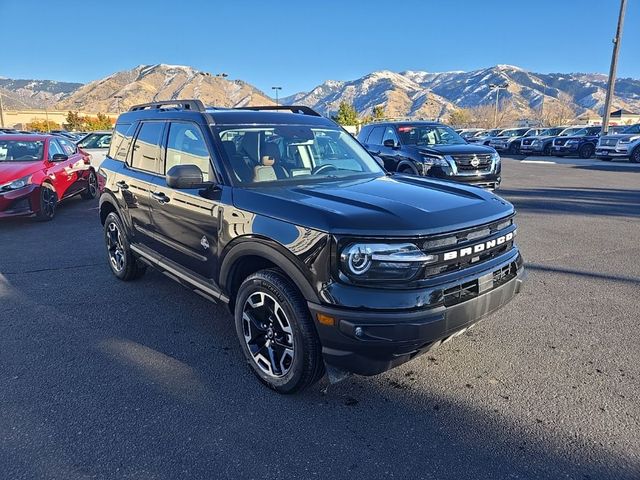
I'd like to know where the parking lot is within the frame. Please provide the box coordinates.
[1,156,639,479]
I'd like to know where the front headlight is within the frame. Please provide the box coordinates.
[340,243,437,282]
[619,135,640,144]
[0,175,32,192]
[490,151,500,163]
[421,154,449,167]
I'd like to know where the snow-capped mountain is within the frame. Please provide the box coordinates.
[284,65,640,119]
[0,78,81,108]
[56,64,274,112]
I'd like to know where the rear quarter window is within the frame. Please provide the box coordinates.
[108,123,133,161]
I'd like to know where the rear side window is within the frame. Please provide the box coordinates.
[57,138,77,155]
[109,123,133,161]
[131,122,164,172]
[165,122,211,181]
[367,126,385,145]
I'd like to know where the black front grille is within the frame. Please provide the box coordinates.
[443,262,518,307]
[601,138,618,146]
[451,154,493,172]
[554,138,568,146]
[522,139,533,146]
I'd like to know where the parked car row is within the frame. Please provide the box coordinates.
[457,124,638,161]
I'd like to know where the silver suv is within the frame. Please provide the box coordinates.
[596,124,640,162]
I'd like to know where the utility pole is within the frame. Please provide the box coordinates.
[601,0,627,135]
[0,92,5,128]
[272,86,282,106]
[489,83,508,128]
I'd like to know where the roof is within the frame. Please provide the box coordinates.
[610,109,639,117]
[364,120,443,127]
[117,100,337,127]
[0,134,52,141]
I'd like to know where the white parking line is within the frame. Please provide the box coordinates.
[521,160,556,164]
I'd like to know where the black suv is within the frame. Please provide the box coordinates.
[358,122,502,189]
[98,100,525,393]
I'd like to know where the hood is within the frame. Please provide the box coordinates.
[0,161,44,185]
[409,143,496,156]
[233,174,514,236]
[600,133,639,142]
[560,135,596,141]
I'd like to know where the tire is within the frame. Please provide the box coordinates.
[630,148,640,164]
[543,143,552,156]
[234,269,324,394]
[104,212,146,281]
[508,142,520,155]
[578,144,595,159]
[81,170,98,200]
[35,183,57,222]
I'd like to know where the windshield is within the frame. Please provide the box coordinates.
[213,126,383,185]
[500,129,527,137]
[571,127,600,137]
[543,128,564,136]
[622,124,640,134]
[559,127,580,136]
[397,124,466,146]
[0,140,44,162]
[78,132,111,149]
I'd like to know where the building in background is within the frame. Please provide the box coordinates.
[576,108,640,126]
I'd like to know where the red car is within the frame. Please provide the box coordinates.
[0,134,98,221]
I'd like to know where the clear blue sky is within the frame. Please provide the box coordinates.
[1,0,638,96]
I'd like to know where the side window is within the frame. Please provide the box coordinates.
[382,127,399,145]
[367,126,385,145]
[131,122,164,173]
[48,140,64,159]
[165,122,211,181]
[57,138,77,155]
[109,123,133,161]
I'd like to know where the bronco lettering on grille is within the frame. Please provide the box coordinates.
[443,232,514,261]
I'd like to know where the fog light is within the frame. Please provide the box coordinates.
[355,327,364,338]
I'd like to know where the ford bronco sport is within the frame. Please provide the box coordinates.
[98,100,525,393]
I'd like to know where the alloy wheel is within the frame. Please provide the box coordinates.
[106,221,126,272]
[242,291,295,378]
[41,187,56,218]
[88,173,98,197]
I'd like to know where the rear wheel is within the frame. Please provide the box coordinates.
[579,144,595,159]
[81,170,98,200]
[234,269,324,394]
[104,212,146,281]
[630,148,640,163]
[35,183,57,222]
[399,165,416,175]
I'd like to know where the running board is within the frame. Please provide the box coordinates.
[130,243,229,303]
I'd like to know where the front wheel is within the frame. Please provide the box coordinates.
[234,269,324,394]
[104,212,146,281]
[35,183,57,222]
[543,144,552,156]
[508,142,520,155]
[579,144,595,159]
[630,148,640,163]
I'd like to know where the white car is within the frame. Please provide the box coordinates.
[77,131,112,168]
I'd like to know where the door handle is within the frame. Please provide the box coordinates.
[115,180,129,190]
[151,191,170,204]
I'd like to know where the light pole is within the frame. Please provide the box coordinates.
[489,83,508,128]
[113,95,123,113]
[0,92,5,128]
[601,0,628,135]
[272,86,282,106]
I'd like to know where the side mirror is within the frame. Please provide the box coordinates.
[383,139,397,148]
[373,155,386,170]
[166,164,210,189]
[51,153,68,162]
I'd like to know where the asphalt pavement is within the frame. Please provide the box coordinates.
[1,156,639,479]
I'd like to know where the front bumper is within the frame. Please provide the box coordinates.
[0,184,40,218]
[595,146,629,158]
[425,165,501,190]
[551,144,579,155]
[520,144,544,154]
[309,253,525,376]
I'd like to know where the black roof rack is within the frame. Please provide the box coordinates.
[239,105,322,117]
[129,99,206,112]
